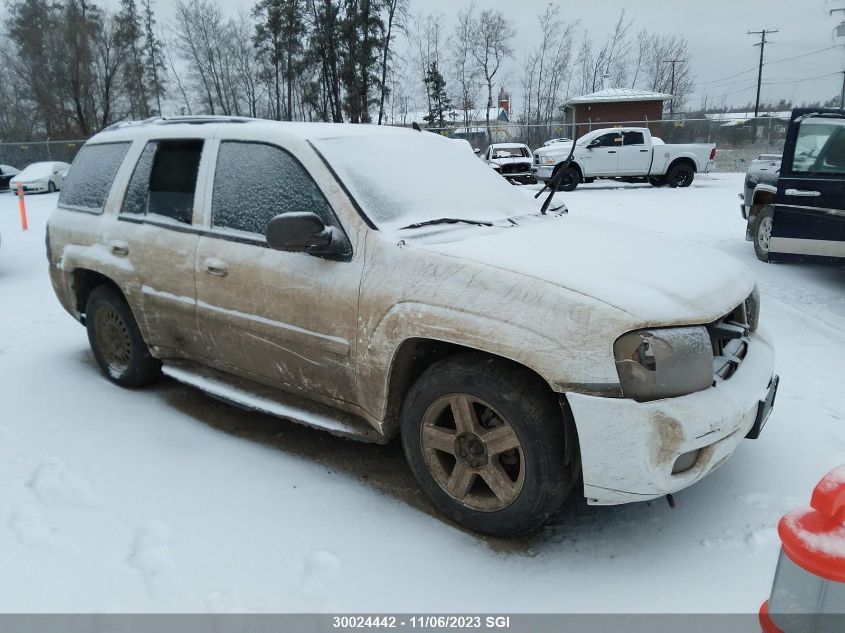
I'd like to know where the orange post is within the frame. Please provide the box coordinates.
[16,183,27,231]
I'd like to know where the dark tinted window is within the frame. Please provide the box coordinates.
[212,141,337,235]
[59,142,130,212]
[121,142,157,215]
[623,131,645,146]
[594,133,621,147]
[148,140,203,224]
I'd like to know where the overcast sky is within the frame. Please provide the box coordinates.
[139,0,845,111]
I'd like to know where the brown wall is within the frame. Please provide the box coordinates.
[572,101,665,136]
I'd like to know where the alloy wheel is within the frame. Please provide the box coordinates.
[419,394,525,512]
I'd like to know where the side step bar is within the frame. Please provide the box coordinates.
[162,361,386,444]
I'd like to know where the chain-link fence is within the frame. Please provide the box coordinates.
[0,116,788,174]
[405,116,788,172]
[0,139,85,170]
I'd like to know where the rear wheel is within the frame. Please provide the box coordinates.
[85,285,162,387]
[400,354,575,536]
[752,205,774,262]
[666,162,695,188]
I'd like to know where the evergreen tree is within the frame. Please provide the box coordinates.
[116,0,150,119]
[423,60,451,128]
[141,0,166,115]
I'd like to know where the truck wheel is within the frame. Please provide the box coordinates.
[400,354,575,536]
[553,165,579,192]
[666,163,695,188]
[752,205,774,263]
[649,176,667,187]
[85,285,162,387]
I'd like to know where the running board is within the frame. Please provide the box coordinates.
[162,361,386,444]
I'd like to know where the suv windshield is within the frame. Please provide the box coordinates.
[313,134,533,231]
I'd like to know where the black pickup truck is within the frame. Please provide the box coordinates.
[740,108,845,263]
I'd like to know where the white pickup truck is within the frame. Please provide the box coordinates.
[533,127,716,191]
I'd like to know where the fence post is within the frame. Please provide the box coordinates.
[46,138,52,161]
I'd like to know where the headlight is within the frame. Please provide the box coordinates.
[745,285,760,332]
[614,327,713,402]
[541,157,556,165]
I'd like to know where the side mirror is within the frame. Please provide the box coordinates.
[473,148,481,155]
[266,212,333,253]
[587,140,599,149]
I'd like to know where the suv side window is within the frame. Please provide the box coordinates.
[793,120,845,176]
[623,131,645,146]
[121,139,203,224]
[59,142,130,213]
[211,141,340,237]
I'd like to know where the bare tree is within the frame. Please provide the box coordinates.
[451,2,482,130]
[409,12,449,126]
[376,0,407,125]
[470,8,515,143]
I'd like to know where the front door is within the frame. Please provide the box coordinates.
[583,131,621,176]
[771,114,845,262]
[194,140,363,406]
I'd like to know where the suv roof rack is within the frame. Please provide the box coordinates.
[102,115,255,132]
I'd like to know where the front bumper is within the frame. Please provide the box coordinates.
[533,165,554,182]
[10,183,48,194]
[567,328,777,505]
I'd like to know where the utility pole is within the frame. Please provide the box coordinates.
[664,59,680,116]
[833,9,845,109]
[747,29,778,118]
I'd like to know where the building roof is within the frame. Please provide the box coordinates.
[566,88,673,105]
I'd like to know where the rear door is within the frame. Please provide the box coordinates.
[619,130,652,175]
[582,131,621,176]
[112,138,209,357]
[770,113,845,262]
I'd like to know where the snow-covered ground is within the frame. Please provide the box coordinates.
[0,173,843,613]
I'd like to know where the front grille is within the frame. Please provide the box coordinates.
[708,302,751,383]
[501,163,530,175]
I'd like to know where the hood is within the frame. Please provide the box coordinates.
[417,217,755,324]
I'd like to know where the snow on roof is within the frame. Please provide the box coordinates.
[567,88,673,105]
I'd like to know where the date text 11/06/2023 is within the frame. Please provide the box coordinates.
[332,616,512,629]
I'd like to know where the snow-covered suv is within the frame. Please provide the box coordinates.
[46,117,778,536]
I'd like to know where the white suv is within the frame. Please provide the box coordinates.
[46,116,778,535]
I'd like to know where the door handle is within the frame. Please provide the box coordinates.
[785,189,821,197]
[204,258,229,277]
[607,150,617,154]
[109,240,129,257]
[639,149,649,153]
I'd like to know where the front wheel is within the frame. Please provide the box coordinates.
[47,181,56,193]
[752,205,774,262]
[553,165,579,192]
[400,354,575,536]
[86,285,162,387]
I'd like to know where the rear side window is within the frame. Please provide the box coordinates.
[121,139,203,224]
[623,131,645,146]
[59,142,130,213]
[211,141,337,235]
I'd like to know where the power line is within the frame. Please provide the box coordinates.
[695,45,838,89]
[748,28,779,117]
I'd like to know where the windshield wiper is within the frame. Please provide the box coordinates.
[534,136,578,215]
[399,218,494,230]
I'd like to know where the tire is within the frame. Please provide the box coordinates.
[47,180,56,193]
[649,176,667,187]
[85,284,162,387]
[752,204,774,263]
[553,165,579,192]
[400,353,576,536]
[666,162,695,188]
